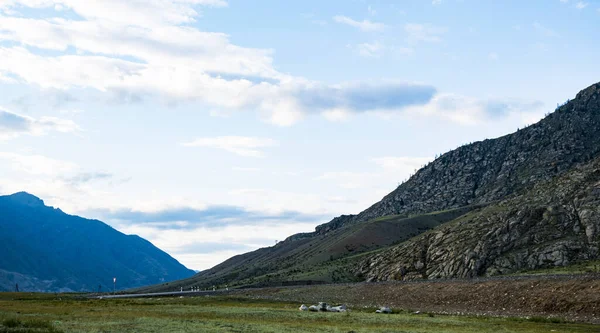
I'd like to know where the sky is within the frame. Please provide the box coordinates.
[0,0,598,271]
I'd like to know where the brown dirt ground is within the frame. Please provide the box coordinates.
[229,274,600,324]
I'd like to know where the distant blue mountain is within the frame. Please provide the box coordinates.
[0,192,195,292]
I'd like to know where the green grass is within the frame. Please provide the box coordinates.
[1,317,62,333]
[0,294,597,332]
[509,260,600,276]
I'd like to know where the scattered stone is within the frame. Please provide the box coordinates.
[327,304,347,312]
[376,306,392,314]
[302,303,348,312]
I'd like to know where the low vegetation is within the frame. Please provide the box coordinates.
[510,260,600,276]
[0,293,598,332]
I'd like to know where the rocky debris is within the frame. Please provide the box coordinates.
[327,304,347,312]
[237,275,600,324]
[375,306,392,314]
[301,302,348,312]
[315,215,355,235]
[356,155,600,281]
[318,302,328,311]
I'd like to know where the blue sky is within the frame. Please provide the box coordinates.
[0,0,598,270]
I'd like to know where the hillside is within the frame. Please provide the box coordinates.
[357,153,600,281]
[139,81,600,292]
[0,192,195,292]
[319,82,600,230]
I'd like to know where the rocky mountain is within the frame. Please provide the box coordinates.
[139,81,600,292]
[319,82,600,231]
[357,153,600,281]
[0,192,195,292]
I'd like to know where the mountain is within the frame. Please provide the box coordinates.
[320,82,600,229]
[0,192,195,292]
[357,153,600,281]
[138,81,600,292]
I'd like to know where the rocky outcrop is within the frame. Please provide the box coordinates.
[318,82,600,233]
[142,81,600,291]
[356,155,600,281]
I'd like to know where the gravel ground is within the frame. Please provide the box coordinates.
[229,274,600,324]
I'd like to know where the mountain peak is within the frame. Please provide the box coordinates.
[575,81,600,101]
[5,192,45,207]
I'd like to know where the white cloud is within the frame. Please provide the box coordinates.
[118,221,318,270]
[400,93,546,126]
[432,0,442,5]
[333,15,385,32]
[404,23,447,43]
[181,136,278,157]
[0,6,435,126]
[318,157,432,190]
[355,41,385,58]
[0,107,80,139]
[322,108,351,122]
[0,151,78,176]
[576,1,588,9]
[0,0,228,27]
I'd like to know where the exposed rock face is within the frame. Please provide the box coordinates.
[317,82,600,232]
[357,156,600,281]
[142,82,600,291]
[315,215,354,235]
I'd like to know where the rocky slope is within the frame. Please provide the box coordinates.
[0,192,195,292]
[357,154,600,281]
[142,81,600,291]
[318,82,600,231]
[135,206,479,292]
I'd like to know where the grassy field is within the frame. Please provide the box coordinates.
[0,293,598,333]
[510,260,600,276]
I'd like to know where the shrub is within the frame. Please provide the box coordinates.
[2,318,21,328]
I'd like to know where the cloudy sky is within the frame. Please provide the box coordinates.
[0,0,598,270]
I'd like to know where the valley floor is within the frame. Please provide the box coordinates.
[233,274,600,324]
[1,275,600,333]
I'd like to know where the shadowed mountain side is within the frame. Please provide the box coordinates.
[133,205,479,292]
[0,192,195,292]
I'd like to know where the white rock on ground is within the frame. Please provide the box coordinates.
[376,306,392,314]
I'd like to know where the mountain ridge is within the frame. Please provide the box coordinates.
[315,81,600,233]
[131,81,600,293]
[0,192,195,292]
